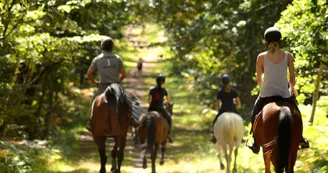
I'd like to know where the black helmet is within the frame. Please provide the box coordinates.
[156,74,165,84]
[221,74,230,85]
[101,37,114,51]
[264,27,281,43]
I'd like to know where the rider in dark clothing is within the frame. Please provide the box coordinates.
[209,74,241,143]
[148,74,173,143]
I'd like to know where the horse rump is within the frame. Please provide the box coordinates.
[214,112,244,146]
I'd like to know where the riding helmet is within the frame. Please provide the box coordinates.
[156,74,165,84]
[264,27,282,43]
[221,74,230,85]
[101,37,114,51]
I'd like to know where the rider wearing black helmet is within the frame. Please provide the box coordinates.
[246,27,309,154]
[148,74,173,143]
[209,74,241,143]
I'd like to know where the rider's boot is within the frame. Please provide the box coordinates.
[209,132,217,143]
[246,136,260,154]
[85,121,91,132]
[167,128,173,143]
[300,136,310,149]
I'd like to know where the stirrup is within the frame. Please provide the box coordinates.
[300,138,310,149]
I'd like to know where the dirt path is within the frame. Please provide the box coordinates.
[78,29,164,173]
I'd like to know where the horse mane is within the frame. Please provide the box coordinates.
[104,83,125,105]
[124,92,143,120]
[104,84,142,114]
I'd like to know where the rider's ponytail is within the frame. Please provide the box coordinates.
[221,74,231,93]
[224,84,231,93]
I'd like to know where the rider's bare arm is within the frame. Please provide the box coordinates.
[287,53,297,96]
[87,67,99,86]
[164,95,170,104]
[235,97,241,109]
[148,95,152,104]
[287,53,296,87]
[217,99,221,110]
[256,54,264,87]
[120,67,126,81]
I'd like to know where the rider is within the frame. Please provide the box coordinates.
[148,74,173,143]
[137,58,143,71]
[86,37,140,131]
[209,74,241,143]
[247,27,310,154]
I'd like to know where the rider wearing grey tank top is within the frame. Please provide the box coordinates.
[259,52,291,98]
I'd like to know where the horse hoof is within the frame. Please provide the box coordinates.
[220,163,225,170]
[160,160,164,165]
[111,170,119,173]
[100,168,106,173]
[142,164,147,169]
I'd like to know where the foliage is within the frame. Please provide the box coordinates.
[0,140,59,173]
[276,0,328,103]
[0,0,149,139]
[0,0,327,172]
[147,0,294,110]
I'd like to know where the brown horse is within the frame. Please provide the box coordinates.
[138,103,173,173]
[90,83,139,173]
[253,101,302,173]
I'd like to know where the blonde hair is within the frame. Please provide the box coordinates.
[224,84,231,93]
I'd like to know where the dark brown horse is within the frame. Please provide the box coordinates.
[253,101,302,173]
[138,103,173,173]
[90,83,139,173]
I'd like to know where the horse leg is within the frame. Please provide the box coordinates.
[263,153,271,173]
[111,138,118,172]
[288,149,297,173]
[227,145,233,173]
[117,137,126,173]
[151,143,159,173]
[132,127,139,145]
[232,147,238,173]
[223,145,230,173]
[217,143,225,170]
[141,147,147,169]
[159,143,166,165]
[97,136,107,173]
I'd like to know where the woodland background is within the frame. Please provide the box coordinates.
[0,0,327,172]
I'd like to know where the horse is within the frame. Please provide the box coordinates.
[253,101,302,173]
[213,112,245,173]
[90,83,140,173]
[138,103,173,173]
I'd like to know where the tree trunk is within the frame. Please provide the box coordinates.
[309,55,326,125]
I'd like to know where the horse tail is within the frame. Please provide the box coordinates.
[214,113,244,146]
[146,114,156,150]
[277,106,293,171]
